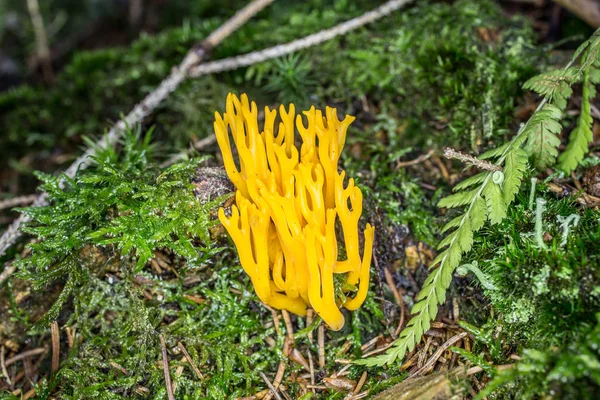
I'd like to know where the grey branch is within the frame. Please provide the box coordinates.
[0,194,38,211]
[0,0,274,261]
[188,0,415,77]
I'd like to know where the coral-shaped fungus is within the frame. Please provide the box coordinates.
[215,93,374,331]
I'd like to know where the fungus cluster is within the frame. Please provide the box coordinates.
[215,93,374,330]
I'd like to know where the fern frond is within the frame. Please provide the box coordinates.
[523,104,563,169]
[503,148,528,204]
[523,69,577,110]
[358,30,595,368]
[558,66,594,173]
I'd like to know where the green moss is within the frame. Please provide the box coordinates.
[471,192,600,347]
[15,128,218,327]
[454,185,600,398]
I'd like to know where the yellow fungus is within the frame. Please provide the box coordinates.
[215,93,375,330]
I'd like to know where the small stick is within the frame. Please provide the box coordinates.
[431,153,451,182]
[177,341,203,379]
[336,363,353,377]
[1,345,11,386]
[308,351,315,392]
[360,335,382,352]
[172,365,184,394]
[417,336,433,368]
[5,348,47,367]
[281,310,295,343]
[411,332,468,377]
[466,366,483,376]
[383,267,402,310]
[10,350,46,386]
[0,264,16,287]
[361,342,394,358]
[259,372,283,400]
[443,147,502,172]
[51,321,60,373]
[452,297,460,321]
[396,149,434,169]
[23,388,37,400]
[306,309,314,344]
[318,325,325,368]
[65,326,75,349]
[110,361,129,375]
[189,0,415,77]
[264,361,286,400]
[353,371,368,395]
[383,267,407,336]
[265,305,282,337]
[0,195,38,211]
[159,335,175,400]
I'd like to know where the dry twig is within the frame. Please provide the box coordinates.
[318,325,325,368]
[411,332,468,377]
[177,341,203,380]
[0,195,38,212]
[396,150,434,169]
[189,0,414,78]
[5,348,47,367]
[259,372,283,400]
[1,346,10,387]
[159,335,175,400]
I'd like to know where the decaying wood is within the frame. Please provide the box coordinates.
[372,367,466,400]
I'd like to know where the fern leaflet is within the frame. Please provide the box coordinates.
[558,59,597,172]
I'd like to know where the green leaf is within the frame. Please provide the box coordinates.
[503,148,528,204]
[523,68,577,110]
[483,181,506,224]
[470,196,487,231]
[558,70,594,173]
[438,188,479,209]
[453,172,489,192]
[523,105,563,169]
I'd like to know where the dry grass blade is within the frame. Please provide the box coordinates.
[0,195,38,211]
[259,372,283,400]
[1,346,11,386]
[318,324,325,368]
[5,348,47,367]
[159,335,175,400]
[411,332,468,377]
[51,321,60,373]
[177,341,203,380]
